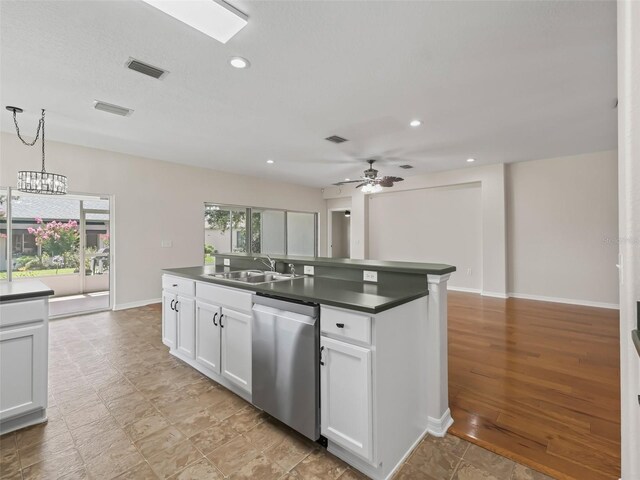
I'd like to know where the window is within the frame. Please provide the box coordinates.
[204,203,317,263]
[252,209,285,255]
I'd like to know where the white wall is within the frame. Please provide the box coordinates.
[0,133,325,308]
[368,183,482,291]
[506,151,619,306]
[325,152,619,307]
[325,163,507,295]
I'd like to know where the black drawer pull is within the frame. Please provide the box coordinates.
[320,346,325,366]
[220,314,224,328]
[172,284,178,287]
[213,312,218,326]
[170,299,175,311]
[336,323,345,328]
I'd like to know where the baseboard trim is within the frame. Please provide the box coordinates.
[448,286,482,294]
[481,291,509,299]
[113,298,161,311]
[507,292,619,310]
[427,408,454,437]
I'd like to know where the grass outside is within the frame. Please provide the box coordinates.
[0,268,76,279]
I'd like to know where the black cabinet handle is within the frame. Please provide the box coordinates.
[175,301,179,313]
[320,346,325,366]
[213,312,218,326]
[170,299,175,311]
[220,314,224,328]
[336,323,345,328]
[172,284,178,287]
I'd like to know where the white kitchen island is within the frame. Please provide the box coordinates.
[0,280,53,435]
[163,255,455,480]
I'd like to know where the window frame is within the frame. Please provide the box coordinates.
[204,203,318,259]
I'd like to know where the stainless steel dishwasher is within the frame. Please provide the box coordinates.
[252,294,320,441]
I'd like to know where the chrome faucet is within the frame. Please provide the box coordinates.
[288,263,295,276]
[254,254,276,272]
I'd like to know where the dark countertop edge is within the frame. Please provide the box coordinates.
[633,330,640,359]
[0,289,55,303]
[162,269,428,314]
[215,253,456,276]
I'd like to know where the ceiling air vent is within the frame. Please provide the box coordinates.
[325,135,348,144]
[125,58,169,80]
[93,101,134,117]
[399,164,414,169]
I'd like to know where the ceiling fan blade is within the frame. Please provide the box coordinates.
[382,176,404,182]
[332,179,365,186]
[354,183,367,189]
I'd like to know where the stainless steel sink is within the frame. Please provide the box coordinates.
[204,270,305,285]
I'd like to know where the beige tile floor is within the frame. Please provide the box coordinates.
[0,305,554,480]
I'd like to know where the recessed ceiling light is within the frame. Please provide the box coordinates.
[344,178,350,181]
[409,120,422,127]
[140,0,248,44]
[467,158,476,163]
[266,159,274,164]
[229,56,250,69]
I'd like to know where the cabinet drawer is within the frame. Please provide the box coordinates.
[321,306,371,345]
[0,300,47,328]
[196,282,253,313]
[162,275,195,297]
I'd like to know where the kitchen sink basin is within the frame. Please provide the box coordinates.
[204,270,305,285]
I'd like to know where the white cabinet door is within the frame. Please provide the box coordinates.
[196,301,221,374]
[221,307,252,393]
[162,292,177,349]
[176,296,196,358]
[0,323,47,420]
[320,336,373,461]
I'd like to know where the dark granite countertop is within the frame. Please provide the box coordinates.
[0,280,54,303]
[216,253,456,276]
[163,266,429,314]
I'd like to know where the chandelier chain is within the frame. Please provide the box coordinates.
[12,108,44,148]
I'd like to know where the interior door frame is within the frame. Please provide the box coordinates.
[327,208,351,258]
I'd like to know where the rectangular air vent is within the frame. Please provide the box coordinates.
[399,164,414,169]
[126,58,169,80]
[93,101,134,117]
[325,135,348,144]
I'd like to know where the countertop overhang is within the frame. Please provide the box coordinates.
[163,266,430,314]
[0,280,55,303]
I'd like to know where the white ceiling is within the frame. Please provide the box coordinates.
[0,0,617,187]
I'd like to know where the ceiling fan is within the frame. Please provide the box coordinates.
[332,160,404,193]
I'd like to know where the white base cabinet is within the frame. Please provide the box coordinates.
[163,275,252,397]
[0,297,50,435]
[220,307,252,393]
[320,336,373,462]
[195,301,222,374]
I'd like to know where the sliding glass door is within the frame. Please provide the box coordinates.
[0,188,112,317]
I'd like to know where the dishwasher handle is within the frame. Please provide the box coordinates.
[252,294,319,318]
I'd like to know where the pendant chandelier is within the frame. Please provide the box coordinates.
[7,106,67,195]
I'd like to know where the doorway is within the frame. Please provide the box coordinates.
[330,210,351,258]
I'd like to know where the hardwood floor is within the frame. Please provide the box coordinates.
[447,291,621,480]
